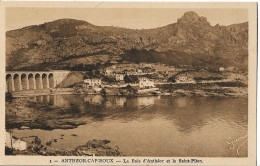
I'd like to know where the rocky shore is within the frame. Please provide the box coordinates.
[158,81,248,97]
[5,97,122,156]
[74,81,248,97]
[6,98,89,130]
[6,136,120,156]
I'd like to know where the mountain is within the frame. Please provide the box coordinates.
[6,11,248,71]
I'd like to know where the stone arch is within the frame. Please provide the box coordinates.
[21,73,28,90]
[6,74,13,92]
[35,73,42,89]
[13,73,20,91]
[48,73,54,88]
[42,73,48,89]
[28,73,35,90]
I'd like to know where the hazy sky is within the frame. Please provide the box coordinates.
[6,8,248,31]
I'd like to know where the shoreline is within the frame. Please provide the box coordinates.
[5,132,120,156]
[5,82,247,156]
[9,85,248,98]
[5,93,248,156]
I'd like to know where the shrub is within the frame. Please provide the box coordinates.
[5,92,13,103]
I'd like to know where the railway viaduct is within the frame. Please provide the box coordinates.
[5,70,70,92]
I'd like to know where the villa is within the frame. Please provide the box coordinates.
[115,74,125,81]
[83,78,102,87]
[139,77,155,88]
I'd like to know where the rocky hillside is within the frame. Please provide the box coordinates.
[6,11,248,71]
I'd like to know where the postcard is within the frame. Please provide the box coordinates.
[0,2,257,166]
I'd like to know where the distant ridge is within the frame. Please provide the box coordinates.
[6,11,248,71]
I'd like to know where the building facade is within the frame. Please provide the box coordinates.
[175,75,195,83]
[104,69,113,76]
[139,77,155,88]
[84,78,102,87]
[115,74,125,81]
[219,67,225,72]
[176,76,188,83]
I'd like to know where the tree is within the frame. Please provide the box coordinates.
[84,71,94,79]
[124,75,132,83]
[95,70,100,75]
[167,76,176,83]
[5,92,13,103]
[102,76,116,83]
[124,75,139,83]
[100,88,107,96]
[130,75,139,82]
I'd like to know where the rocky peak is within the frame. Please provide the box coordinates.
[181,11,200,21]
[177,11,209,25]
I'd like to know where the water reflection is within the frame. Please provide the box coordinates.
[27,95,248,135]
[175,97,188,108]
[17,95,248,157]
[136,97,155,108]
[36,96,42,102]
[115,97,126,107]
[84,95,103,105]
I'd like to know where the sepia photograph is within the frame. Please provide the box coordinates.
[1,2,257,165]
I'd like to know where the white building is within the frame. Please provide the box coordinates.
[176,76,188,83]
[219,67,225,72]
[137,69,143,73]
[175,75,195,83]
[115,74,125,81]
[84,78,102,87]
[104,69,113,76]
[139,77,155,88]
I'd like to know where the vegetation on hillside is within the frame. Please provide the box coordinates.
[6,11,248,71]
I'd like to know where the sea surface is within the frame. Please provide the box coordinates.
[11,94,248,157]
